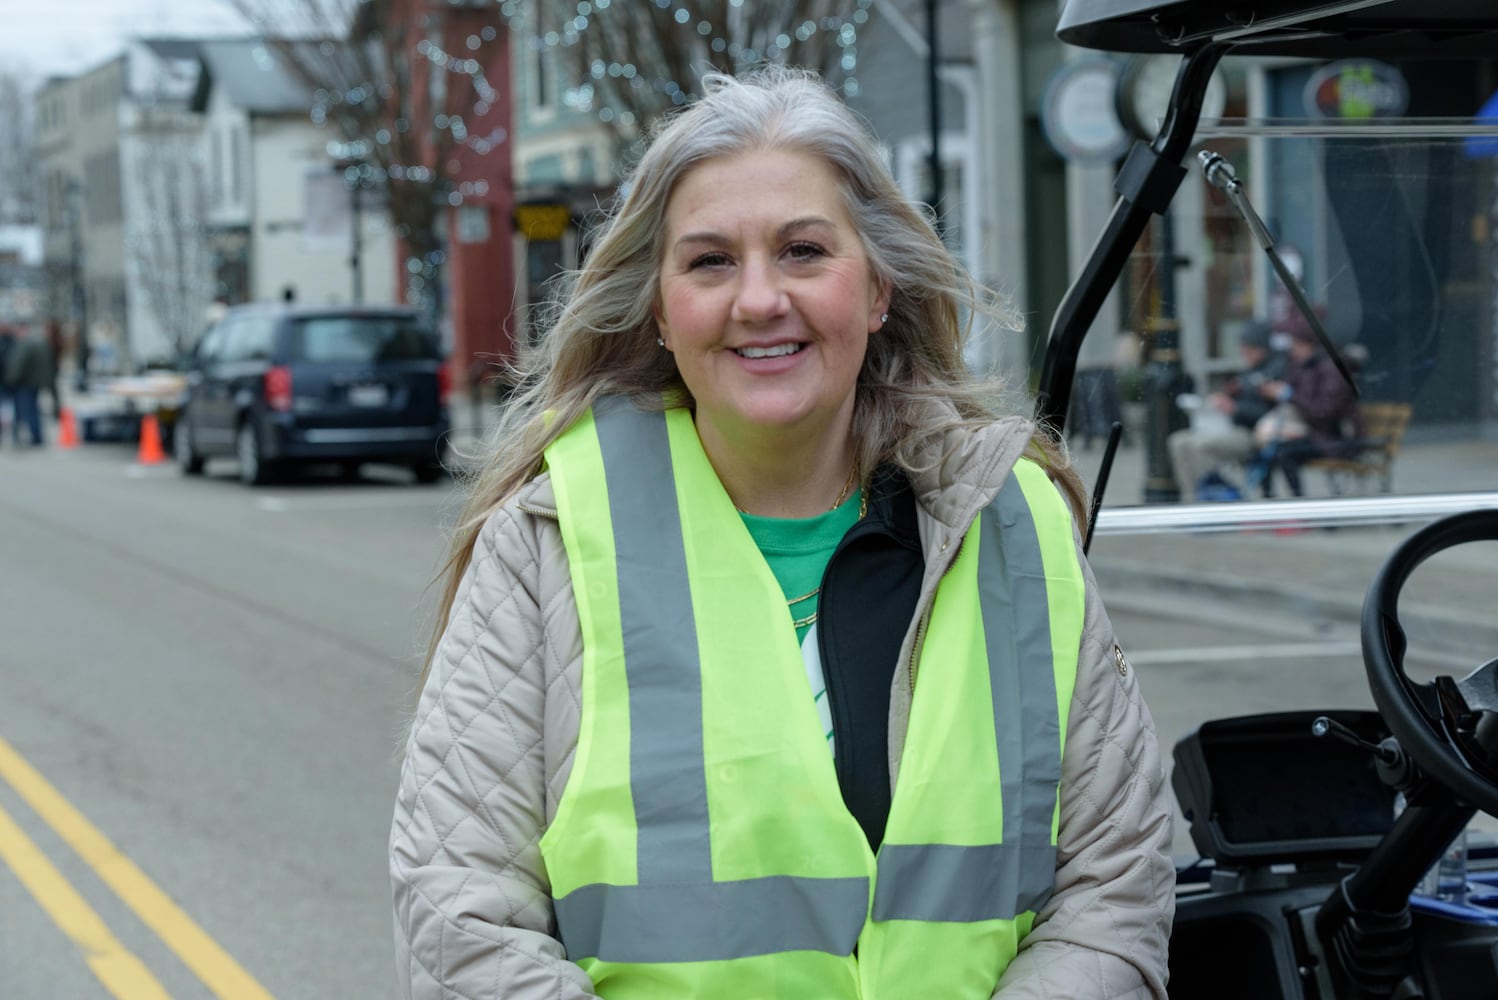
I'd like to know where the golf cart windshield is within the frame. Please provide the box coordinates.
[1041,0,1498,526]
[1043,0,1498,864]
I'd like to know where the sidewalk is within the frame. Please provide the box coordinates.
[1073,435,1498,651]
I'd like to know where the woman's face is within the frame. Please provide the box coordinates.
[656,147,889,444]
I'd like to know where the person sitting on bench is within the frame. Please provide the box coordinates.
[1251,318,1360,498]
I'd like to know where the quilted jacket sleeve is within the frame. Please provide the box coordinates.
[390,498,599,999]
[992,546,1175,999]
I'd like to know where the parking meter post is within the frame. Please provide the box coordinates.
[1143,320,1187,503]
[467,359,490,439]
[1144,211,1189,503]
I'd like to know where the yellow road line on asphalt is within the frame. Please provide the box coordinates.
[0,736,277,1000]
[0,800,173,999]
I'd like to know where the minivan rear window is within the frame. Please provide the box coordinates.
[288,316,437,363]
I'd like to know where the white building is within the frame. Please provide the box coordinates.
[191,40,398,310]
[33,36,400,375]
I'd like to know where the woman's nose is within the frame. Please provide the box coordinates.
[731,258,789,322]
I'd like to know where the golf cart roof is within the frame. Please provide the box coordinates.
[1057,0,1498,59]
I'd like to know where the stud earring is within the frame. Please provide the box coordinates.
[881,313,889,324]
[657,337,665,347]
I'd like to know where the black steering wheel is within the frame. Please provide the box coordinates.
[1364,508,1498,816]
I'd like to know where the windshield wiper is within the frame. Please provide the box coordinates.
[1197,148,1360,397]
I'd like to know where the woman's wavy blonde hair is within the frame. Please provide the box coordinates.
[418,66,1082,687]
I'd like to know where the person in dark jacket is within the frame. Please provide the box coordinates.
[0,325,15,440]
[1168,320,1285,499]
[1253,321,1360,497]
[4,326,54,447]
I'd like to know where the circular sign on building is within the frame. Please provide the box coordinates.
[1041,57,1132,166]
[1115,54,1228,142]
[1304,60,1409,119]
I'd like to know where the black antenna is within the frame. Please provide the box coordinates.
[1083,422,1124,555]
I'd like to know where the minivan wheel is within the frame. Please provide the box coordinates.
[237,421,274,486]
[176,417,205,475]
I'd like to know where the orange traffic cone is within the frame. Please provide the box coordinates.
[136,412,166,465]
[57,407,79,449]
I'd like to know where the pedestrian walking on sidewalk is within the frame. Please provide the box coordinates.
[4,325,54,447]
[390,67,1173,1000]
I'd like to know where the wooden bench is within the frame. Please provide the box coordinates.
[1303,401,1414,494]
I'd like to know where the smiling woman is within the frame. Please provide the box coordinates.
[390,67,1175,1000]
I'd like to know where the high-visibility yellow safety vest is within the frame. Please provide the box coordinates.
[540,399,1084,998]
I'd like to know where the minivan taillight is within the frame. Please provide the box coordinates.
[265,366,293,412]
[437,360,451,403]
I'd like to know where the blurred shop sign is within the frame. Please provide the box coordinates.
[1305,60,1409,119]
[303,169,350,250]
[515,204,571,241]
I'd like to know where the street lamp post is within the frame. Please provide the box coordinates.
[925,0,943,225]
[344,162,367,305]
[65,177,89,390]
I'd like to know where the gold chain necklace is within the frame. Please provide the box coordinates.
[829,464,857,510]
[733,463,861,518]
[782,468,868,630]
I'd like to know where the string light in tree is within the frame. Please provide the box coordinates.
[498,0,874,126]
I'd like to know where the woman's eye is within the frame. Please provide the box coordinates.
[786,242,826,262]
[688,252,732,270]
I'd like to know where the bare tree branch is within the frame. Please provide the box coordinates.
[223,0,506,318]
[128,105,215,362]
[538,0,872,137]
[0,70,40,225]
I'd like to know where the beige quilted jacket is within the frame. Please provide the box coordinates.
[390,412,1175,999]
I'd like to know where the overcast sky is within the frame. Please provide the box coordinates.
[2,0,254,82]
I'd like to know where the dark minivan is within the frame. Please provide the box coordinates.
[175,304,450,485]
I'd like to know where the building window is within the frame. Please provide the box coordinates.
[230,126,244,205]
[528,6,556,116]
[211,130,224,207]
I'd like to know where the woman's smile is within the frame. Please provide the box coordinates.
[733,341,804,360]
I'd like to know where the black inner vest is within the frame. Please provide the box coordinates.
[816,466,924,851]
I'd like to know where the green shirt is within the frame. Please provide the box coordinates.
[738,488,864,644]
[739,488,863,754]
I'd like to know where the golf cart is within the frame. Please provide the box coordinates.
[1043,2,1498,997]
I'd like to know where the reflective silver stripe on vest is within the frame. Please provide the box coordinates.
[592,397,711,884]
[554,400,869,963]
[873,476,1062,922]
[554,873,870,964]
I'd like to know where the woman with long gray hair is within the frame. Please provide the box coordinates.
[390,67,1172,999]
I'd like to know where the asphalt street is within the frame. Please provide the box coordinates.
[0,442,455,999]
[0,424,1495,996]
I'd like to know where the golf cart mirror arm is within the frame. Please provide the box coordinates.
[1035,43,1228,435]
[1195,149,1361,398]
